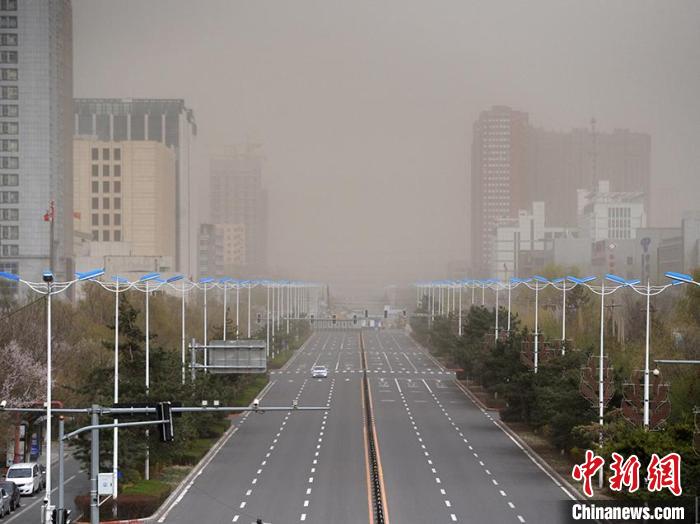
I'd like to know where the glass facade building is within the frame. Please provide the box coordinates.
[0,0,73,281]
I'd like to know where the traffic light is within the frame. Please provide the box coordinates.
[332,314,336,325]
[383,310,388,319]
[156,401,174,442]
[310,314,314,324]
[364,309,368,318]
[256,312,262,324]
[353,314,357,325]
[402,310,406,317]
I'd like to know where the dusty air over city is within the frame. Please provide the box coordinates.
[0,2,698,524]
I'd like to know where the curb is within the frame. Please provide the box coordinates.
[75,375,280,524]
[452,379,585,502]
[407,332,586,502]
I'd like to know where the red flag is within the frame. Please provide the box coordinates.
[43,200,55,222]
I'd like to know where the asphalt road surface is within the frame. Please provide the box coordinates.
[158,328,574,524]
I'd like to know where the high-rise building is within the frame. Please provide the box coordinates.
[0,0,73,280]
[470,106,651,277]
[526,123,651,227]
[209,144,268,276]
[73,139,176,265]
[198,223,246,278]
[73,98,196,274]
[470,106,529,277]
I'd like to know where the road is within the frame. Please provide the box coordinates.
[365,329,573,524]
[5,452,89,524]
[159,328,573,524]
[158,331,368,524]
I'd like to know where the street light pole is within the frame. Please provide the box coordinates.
[458,284,462,337]
[266,284,270,357]
[534,280,539,374]
[507,281,512,333]
[643,281,651,430]
[181,280,186,385]
[236,283,240,339]
[43,273,53,523]
[144,279,150,481]
[494,283,499,343]
[247,284,251,338]
[113,279,119,499]
[223,280,228,340]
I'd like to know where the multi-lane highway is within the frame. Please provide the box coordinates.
[158,327,574,524]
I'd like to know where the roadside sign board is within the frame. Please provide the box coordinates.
[208,340,267,374]
[98,473,113,495]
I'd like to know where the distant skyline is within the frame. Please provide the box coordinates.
[73,0,700,294]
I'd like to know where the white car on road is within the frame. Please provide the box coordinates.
[311,365,328,378]
[5,463,44,496]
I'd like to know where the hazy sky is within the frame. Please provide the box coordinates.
[73,0,700,295]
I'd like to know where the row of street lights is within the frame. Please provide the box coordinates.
[416,271,696,432]
[0,269,321,519]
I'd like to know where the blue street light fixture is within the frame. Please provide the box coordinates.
[75,268,105,281]
[665,271,696,285]
[0,270,19,282]
[605,273,640,286]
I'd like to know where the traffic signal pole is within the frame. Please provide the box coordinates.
[2,402,328,524]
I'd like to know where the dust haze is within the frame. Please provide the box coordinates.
[73,0,700,298]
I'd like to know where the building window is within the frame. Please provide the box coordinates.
[0,121,17,134]
[114,197,121,210]
[0,16,16,28]
[0,68,16,81]
[0,208,17,220]
[1,244,17,256]
[0,139,17,151]
[114,230,121,242]
[103,164,110,177]
[0,48,15,60]
[91,148,99,161]
[0,189,17,203]
[91,164,99,177]
[1,225,17,239]
[102,213,109,226]
[102,181,109,193]
[114,148,121,161]
[0,173,17,185]
[102,230,110,242]
[0,104,17,117]
[0,156,17,168]
[102,148,110,161]
[92,230,99,241]
[114,214,121,226]
[113,181,121,193]
[113,164,121,177]
[91,181,98,193]
[91,197,98,210]
[0,85,17,99]
[91,213,98,226]
[0,33,17,45]
[103,197,110,209]
[0,1,18,11]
